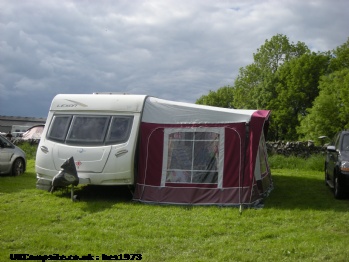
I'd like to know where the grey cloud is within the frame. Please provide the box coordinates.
[0,0,348,117]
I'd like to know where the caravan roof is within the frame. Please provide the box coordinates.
[50,94,148,113]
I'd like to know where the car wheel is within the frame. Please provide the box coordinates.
[12,158,24,176]
[334,175,345,199]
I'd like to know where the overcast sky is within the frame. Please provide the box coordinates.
[1,0,348,117]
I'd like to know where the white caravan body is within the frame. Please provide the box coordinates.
[36,94,147,189]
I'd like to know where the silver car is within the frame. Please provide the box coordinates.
[0,134,26,176]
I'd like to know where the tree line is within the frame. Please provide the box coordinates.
[196,34,349,144]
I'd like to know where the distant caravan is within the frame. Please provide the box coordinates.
[36,93,273,206]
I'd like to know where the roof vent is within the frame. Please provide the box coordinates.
[93,92,129,95]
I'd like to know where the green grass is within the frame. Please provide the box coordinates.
[16,141,38,160]
[268,153,324,171]
[1,156,349,261]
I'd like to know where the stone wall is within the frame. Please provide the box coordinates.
[266,141,327,158]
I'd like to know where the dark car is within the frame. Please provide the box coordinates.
[325,130,349,198]
[0,134,26,176]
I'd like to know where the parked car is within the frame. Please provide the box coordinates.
[0,134,26,176]
[325,130,349,199]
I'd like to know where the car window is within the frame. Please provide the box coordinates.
[335,133,341,148]
[0,135,14,148]
[341,134,349,151]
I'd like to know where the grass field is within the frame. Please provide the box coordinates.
[1,152,349,261]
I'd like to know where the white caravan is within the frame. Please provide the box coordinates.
[36,93,147,190]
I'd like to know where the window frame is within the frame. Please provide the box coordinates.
[47,114,134,146]
[161,127,225,187]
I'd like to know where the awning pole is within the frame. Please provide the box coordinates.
[239,123,249,214]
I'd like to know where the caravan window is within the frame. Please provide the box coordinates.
[67,116,110,144]
[47,114,134,145]
[162,128,224,185]
[47,115,72,142]
[106,116,134,144]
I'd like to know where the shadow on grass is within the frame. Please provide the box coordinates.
[54,185,134,213]
[265,174,349,211]
[75,185,133,202]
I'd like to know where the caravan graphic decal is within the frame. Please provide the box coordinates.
[56,99,88,108]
